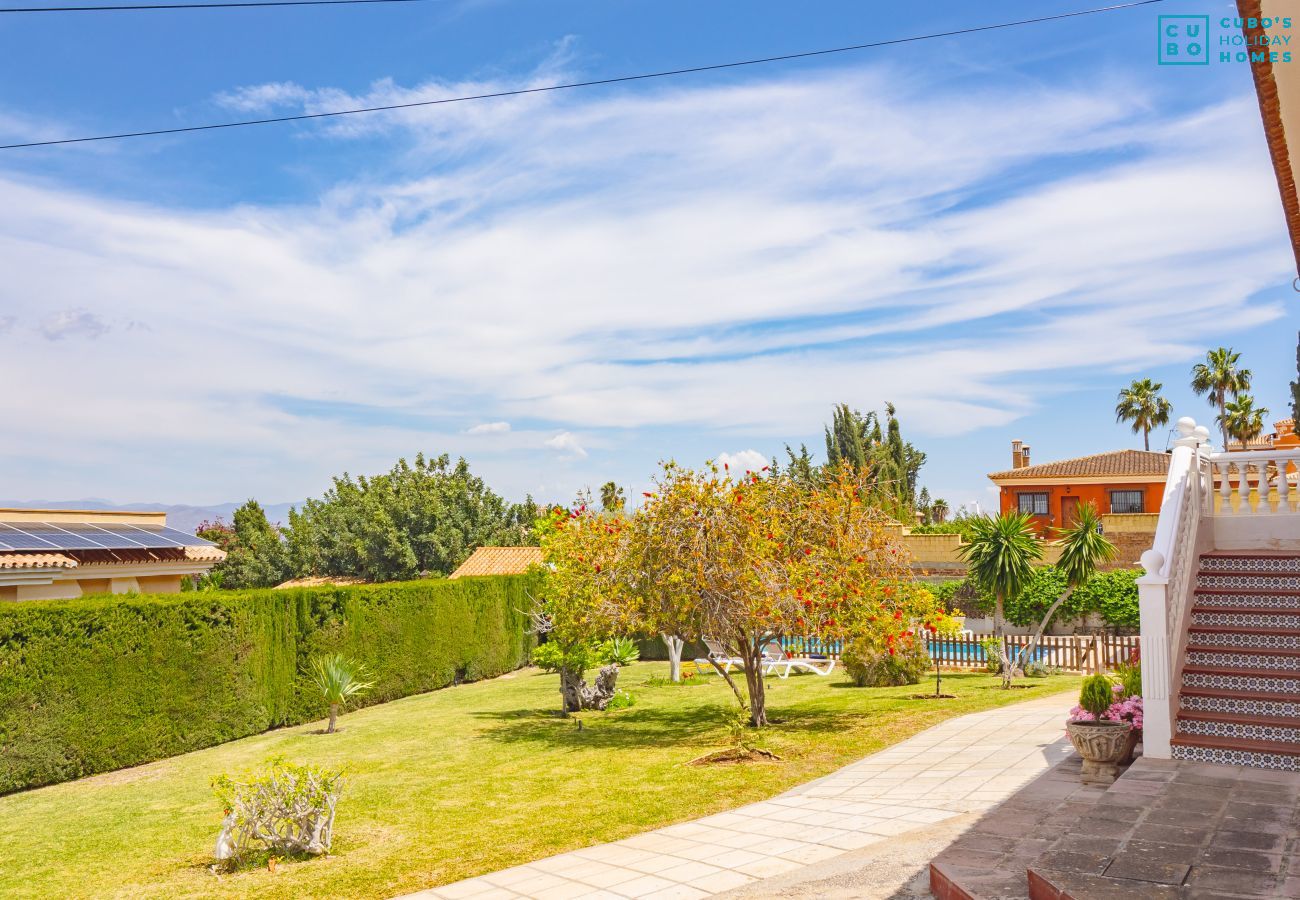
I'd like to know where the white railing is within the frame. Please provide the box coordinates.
[1202,448,1300,516]
[1137,417,1211,759]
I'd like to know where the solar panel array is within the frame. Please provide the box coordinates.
[0,521,214,553]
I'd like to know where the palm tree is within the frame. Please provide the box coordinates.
[308,654,375,733]
[1220,395,1270,449]
[1114,378,1172,451]
[931,498,950,524]
[1015,504,1115,670]
[956,512,1043,688]
[599,481,625,513]
[1191,348,1252,449]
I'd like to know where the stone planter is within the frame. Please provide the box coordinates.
[1066,720,1131,784]
[1119,728,1141,766]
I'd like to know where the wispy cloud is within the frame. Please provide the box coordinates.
[0,61,1289,503]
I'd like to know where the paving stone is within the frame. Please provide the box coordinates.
[1213,830,1286,853]
[1185,865,1284,895]
[1198,848,1283,874]
[1101,854,1190,886]
[1032,849,1113,876]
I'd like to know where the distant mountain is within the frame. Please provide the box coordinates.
[0,499,300,536]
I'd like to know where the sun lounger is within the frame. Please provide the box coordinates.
[762,640,836,678]
[694,637,746,674]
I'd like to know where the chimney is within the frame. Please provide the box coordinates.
[1011,439,1024,469]
[1021,445,1031,468]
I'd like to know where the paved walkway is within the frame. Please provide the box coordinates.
[406,693,1076,900]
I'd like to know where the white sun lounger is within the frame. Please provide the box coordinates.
[695,637,746,674]
[762,640,836,678]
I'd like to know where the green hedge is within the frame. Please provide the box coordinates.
[0,575,536,795]
[924,567,1140,629]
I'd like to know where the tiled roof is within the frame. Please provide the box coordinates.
[449,546,544,579]
[988,449,1171,481]
[0,552,77,569]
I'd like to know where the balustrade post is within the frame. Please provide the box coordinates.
[1138,548,1172,759]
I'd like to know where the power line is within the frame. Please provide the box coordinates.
[0,0,1164,151]
[1,0,436,13]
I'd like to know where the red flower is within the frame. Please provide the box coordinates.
[893,610,903,620]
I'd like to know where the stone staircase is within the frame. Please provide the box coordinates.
[1172,551,1300,770]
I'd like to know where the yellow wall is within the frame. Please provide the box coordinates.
[0,508,167,526]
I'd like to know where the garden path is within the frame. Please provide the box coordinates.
[403,691,1076,900]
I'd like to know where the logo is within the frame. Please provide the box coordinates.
[1159,15,1209,65]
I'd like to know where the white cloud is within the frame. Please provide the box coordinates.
[466,421,511,434]
[544,431,587,458]
[717,450,768,473]
[0,62,1290,503]
[39,309,110,341]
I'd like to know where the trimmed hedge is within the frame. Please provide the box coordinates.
[0,575,536,795]
[925,568,1140,629]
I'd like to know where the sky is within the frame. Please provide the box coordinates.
[1,0,1297,514]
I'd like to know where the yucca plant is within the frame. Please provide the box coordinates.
[957,511,1042,688]
[602,636,641,667]
[308,654,375,734]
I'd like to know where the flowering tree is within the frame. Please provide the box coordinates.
[533,501,628,714]
[631,462,935,726]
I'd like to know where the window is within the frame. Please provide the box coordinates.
[1110,490,1145,514]
[1017,492,1049,516]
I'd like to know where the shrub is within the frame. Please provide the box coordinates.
[600,637,641,667]
[0,574,537,794]
[842,636,930,687]
[1079,675,1115,719]
[980,636,1004,673]
[1023,660,1061,678]
[940,567,1141,628]
[213,759,343,863]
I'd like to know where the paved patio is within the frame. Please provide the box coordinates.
[404,692,1077,900]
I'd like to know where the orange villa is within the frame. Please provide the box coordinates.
[987,440,1171,536]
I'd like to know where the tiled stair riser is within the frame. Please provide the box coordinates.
[1197,573,1300,590]
[1171,744,1300,770]
[1192,611,1300,628]
[1177,718,1300,742]
[1183,671,1300,693]
[1181,694,1300,718]
[1200,556,1300,573]
[1185,650,1300,671]
[1189,631,1300,650]
[1194,592,1300,608]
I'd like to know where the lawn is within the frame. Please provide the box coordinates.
[0,663,1079,899]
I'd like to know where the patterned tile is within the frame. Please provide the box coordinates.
[1177,718,1300,743]
[1200,556,1300,573]
[1180,694,1300,719]
[1197,573,1300,590]
[1190,631,1300,650]
[1192,611,1300,628]
[1186,650,1300,672]
[1171,744,1300,771]
[1194,592,1300,609]
[1183,671,1300,693]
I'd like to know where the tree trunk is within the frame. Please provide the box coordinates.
[740,633,768,727]
[1143,427,1150,452]
[1219,391,1228,449]
[559,666,583,715]
[710,658,748,710]
[662,633,684,683]
[1017,587,1075,671]
[995,593,1013,689]
[327,703,339,734]
[560,664,621,713]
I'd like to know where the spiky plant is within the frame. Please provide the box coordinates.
[1016,504,1116,670]
[308,654,375,734]
[956,512,1043,688]
[1219,394,1270,449]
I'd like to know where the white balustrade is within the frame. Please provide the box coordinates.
[1203,447,1300,516]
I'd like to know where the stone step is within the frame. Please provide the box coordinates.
[1200,553,1300,574]
[1183,666,1300,694]
[1179,688,1300,718]
[1170,733,1300,770]
[1187,627,1300,651]
[1185,647,1300,673]
[1196,572,1300,591]
[1176,711,1300,743]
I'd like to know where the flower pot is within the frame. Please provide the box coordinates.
[1119,728,1141,767]
[1066,720,1131,784]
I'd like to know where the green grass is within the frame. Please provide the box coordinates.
[0,663,1079,899]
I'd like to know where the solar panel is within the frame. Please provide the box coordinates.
[0,523,62,550]
[107,525,188,549]
[15,523,112,550]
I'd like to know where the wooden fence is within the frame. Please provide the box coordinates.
[779,633,1138,674]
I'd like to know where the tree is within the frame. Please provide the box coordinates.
[307,654,375,734]
[782,444,819,488]
[956,512,1043,688]
[599,481,626,513]
[533,501,626,714]
[1220,395,1270,448]
[286,454,528,581]
[1192,347,1252,449]
[633,462,920,726]
[196,500,291,589]
[1115,378,1172,451]
[1291,331,1300,425]
[931,498,950,524]
[821,403,926,519]
[1014,504,1115,670]
[917,487,932,524]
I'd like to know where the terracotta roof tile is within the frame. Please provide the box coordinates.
[0,552,77,569]
[988,449,1171,481]
[449,546,543,579]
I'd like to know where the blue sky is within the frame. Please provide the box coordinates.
[1,0,1297,513]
